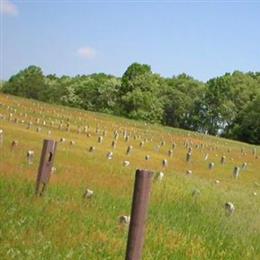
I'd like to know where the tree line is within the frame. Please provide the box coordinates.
[1,63,260,144]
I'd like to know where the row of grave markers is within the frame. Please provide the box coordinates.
[1,99,258,158]
[0,127,254,180]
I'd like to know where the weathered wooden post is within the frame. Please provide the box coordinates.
[125,169,153,260]
[35,139,58,196]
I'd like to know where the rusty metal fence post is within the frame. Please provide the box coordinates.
[36,139,57,196]
[125,169,153,260]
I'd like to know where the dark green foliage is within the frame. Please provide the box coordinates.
[2,64,260,144]
[198,76,237,135]
[225,92,260,144]
[73,74,120,113]
[162,74,205,130]
[119,63,164,123]
[120,63,152,95]
[3,66,46,100]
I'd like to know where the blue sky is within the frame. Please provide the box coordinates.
[1,0,260,82]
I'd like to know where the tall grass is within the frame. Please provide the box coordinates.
[0,93,259,259]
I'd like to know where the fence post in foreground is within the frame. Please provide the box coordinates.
[125,169,153,260]
[36,139,57,196]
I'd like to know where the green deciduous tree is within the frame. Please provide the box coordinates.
[119,63,164,123]
[226,92,260,144]
[3,66,46,100]
[162,74,205,130]
[2,64,260,144]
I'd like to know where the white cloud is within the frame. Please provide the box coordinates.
[77,47,96,59]
[0,0,18,16]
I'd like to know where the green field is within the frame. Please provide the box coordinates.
[0,93,259,259]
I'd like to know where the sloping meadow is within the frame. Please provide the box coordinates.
[0,93,259,259]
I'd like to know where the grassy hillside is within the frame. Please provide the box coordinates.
[0,93,259,259]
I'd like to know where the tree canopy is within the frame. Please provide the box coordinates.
[2,64,260,144]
